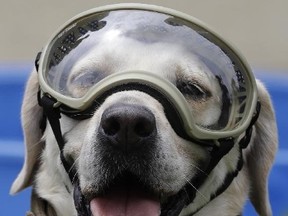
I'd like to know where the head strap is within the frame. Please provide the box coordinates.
[38,94,77,182]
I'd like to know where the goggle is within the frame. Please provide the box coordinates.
[37,3,258,140]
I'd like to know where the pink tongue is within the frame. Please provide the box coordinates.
[90,186,161,216]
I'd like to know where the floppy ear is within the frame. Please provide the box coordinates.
[246,79,278,215]
[10,70,44,194]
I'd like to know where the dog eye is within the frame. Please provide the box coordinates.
[176,80,209,100]
[71,71,103,88]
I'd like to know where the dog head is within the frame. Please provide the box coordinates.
[11,4,277,216]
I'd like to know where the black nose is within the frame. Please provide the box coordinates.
[99,104,157,151]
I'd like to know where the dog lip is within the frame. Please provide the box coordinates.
[84,171,160,201]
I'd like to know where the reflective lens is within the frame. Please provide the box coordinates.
[38,5,257,138]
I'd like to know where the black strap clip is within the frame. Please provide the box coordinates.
[240,101,261,149]
[35,52,42,72]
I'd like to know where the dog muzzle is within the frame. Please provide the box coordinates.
[35,3,260,216]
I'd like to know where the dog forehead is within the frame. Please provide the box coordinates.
[69,34,212,82]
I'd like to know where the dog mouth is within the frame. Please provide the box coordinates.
[77,172,162,216]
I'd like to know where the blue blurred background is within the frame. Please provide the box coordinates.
[1,1,288,215]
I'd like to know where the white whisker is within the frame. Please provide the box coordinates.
[68,156,80,184]
[71,170,79,185]
[189,162,208,176]
[183,176,209,202]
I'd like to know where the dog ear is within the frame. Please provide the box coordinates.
[246,79,278,215]
[10,70,45,194]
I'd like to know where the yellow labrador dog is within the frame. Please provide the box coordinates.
[11,4,277,216]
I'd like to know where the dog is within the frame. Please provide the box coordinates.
[10,7,278,216]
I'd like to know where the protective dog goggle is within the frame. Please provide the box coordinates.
[37,4,258,140]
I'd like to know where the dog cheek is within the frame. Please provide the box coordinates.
[62,120,91,161]
[179,139,210,173]
[78,118,103,184]
[148,136,192,194]
[78,142,97,184]
[159,135,209,192]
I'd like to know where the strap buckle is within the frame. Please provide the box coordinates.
[35,52,42,72]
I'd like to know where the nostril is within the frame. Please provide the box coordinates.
[101,116,120,136]
[134,117,155,137]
